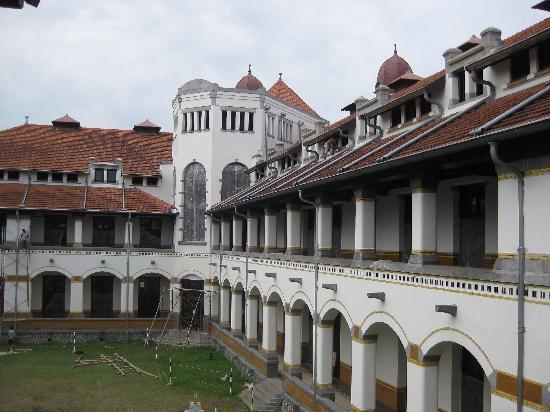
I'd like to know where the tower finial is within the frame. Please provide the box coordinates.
[394,43,397,54]
[248,64,251,74]
[279,72,282,80]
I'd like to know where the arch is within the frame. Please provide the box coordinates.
[81,267,124,280]
[212,275,220,285]
[319,299,353,333]
[30,266,73,280]
[133,268,171,281]
[420,327,495,387]
[249,284,262,296]
[183,162,206,241]
[266,285,286,304]
[222,278,231,288]
[289,291,314,314]
[360,311,410,352]
[233,279,245,291]
[176,268,207,281]
[221,162,250,200]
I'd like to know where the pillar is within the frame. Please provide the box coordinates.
[232,216,243,252]
[409,175,438,264]
[74,217,83,248]
[186,112,192,132]
[211,220,220,251]
[283,309,302,378]
[210,284,220,322]
[69,277,83,317]
[354,187,376,261]
[220,218,231,251]
[262,300,277,353]
[230,289,243,335]
[247,212,259,252]
[119,278,134,318]
[351,334,377,411]
[286,202,302,255]
[219,286,231,329]
[170,279,181,328]
[245,295,258,346]
[407,355,440,412]
[201,110,207,130]
[316,320,336,400]
[317,196,333,257]
[264,207,277,253]
[194,111,199,132]
[124,220,133,248]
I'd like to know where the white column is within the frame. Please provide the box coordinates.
[74,217,83,247]
[200,110,206,130]
[262,301,277,353]
[193,111,199,132]
[317,198,333,257]
[351,335,377,411]
[407,356,440,412]
[264,208,277,253]
[354,188,376,260]
[219,286,231,328]
[230,290,243,334]
[120,279,134,317]
[247,213,259,252]
[284,310,302,377]
[245,295,258,344]
[210,284,220,321]
[186,112,192,132]
[124,220,133,248]
[235,110,241,131]
[232,216,243,252]
[286,203,302,255]
[69,277,83,317]
[316,321,335,398]
[409,178,438,264]
[210,220,220,251]
[221,219,231,251]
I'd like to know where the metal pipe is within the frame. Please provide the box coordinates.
[14,210,20,332]
[489,142,525,412]
[362,115,384,139]
[305,146,319,162]
[297,190,319,410]
[125,212,131,340]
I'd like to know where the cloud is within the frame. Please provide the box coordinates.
[0,0,545,131]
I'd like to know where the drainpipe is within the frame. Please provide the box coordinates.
[489,142,525,412]
[267,163,278,177]
[305,145,320,162]
[125,212,132,340]
[362,115,384,140]
[14,210,20,332]
[298,190,319,411]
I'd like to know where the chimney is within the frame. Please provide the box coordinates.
[480,27,503,51]
[375,85,391,104]
[443,48,462,67]
[133,119,161,134]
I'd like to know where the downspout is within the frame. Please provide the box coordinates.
[305,145,320,162]
[298,190,319,411]
[489,142,525,412]
[125,211,132,340]
[362,115,384,140]
[267,162,278,177]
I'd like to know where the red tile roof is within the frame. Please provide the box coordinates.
[0,124,172,175]
[0,183,173,214]
[268,78,320,117]
[303,113,356,146]
[503,18,550,47]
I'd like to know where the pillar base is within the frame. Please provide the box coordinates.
[119,312,135,318]
[68,312,84,318]
[262,350,280,378]
[408,252,438,265]
[230,330,243,339]
[232,246,244,252]
[316,384,336,401]
[316,250,334,258]
[353,250,376,261]
[245,338,259,349]
[220,322,231,330]
[285,247,304,256]
[283,362,303,379]
[247,246,260,253]
[263,246,279,253]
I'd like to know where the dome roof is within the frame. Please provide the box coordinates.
[236,66,263,90]
[376,46,413,88]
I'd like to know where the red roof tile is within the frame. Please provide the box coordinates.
[0,124,172,175]
[268,78,319,117]
[503,18,550,47]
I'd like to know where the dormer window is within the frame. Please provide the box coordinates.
[456,69,466,103]
[222,110,227,130]
[420,94,432,116]
[51,173,63,182]
[94,168,104,183]
[391,106,401,127]
[106,169,117,183]
[67,173,78,183]
[7,171,19,181]
[146,177,158,186]
[131,176,143,186]
[94,167,117,183]
[538,39,550,71]
[510,49,530,82]
[474,70,484,96]
[37,171,49,182]
[404,100,416,122]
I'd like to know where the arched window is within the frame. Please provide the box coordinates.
[221,162,250,200]
[183,162,206,241]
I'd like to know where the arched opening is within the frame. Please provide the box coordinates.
[31,272,70,318]
[134,274,169,318]
[83,273,119,318]
[246,286,262,348]
[230,282,245,338]
[424,341,492,412]
[183,162,206,242]
[221,162,249,200]
[219,279,231,329]
[262,291,284,371]
[284,298,313,380]
[180,274,204,330]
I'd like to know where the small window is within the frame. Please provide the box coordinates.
[131,176,143,186]
[420,94,431,116]
[106,169,117,183]
[456,69,466,103]
[146,177,158,186]
[51,173,63,182]
[510,49,530,81]
[7,171,19,181]
[239,112,245,132]
[248,113,254,132]
[67,173,78,183]
[0,170,4,180]
[475,70,484,96]
[190,112,195,131]
[197,111,203,130]
[221,110,227,130]
[391,106,401,127]
[538,40,550,71]
[404,100,416,122]
[205,110,210,130]
[230,111,236,130]
[94,168,104,183]
[37,172,49,182]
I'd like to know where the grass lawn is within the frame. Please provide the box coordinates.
[0,342,249,411]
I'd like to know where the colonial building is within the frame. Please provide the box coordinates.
[1,10,550,412]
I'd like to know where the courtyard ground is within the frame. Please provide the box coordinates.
[0,341,248,411]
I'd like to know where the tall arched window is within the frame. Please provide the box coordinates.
[183,162,206,241]
[221,162,250,200]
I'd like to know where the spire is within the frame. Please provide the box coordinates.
[248,64,252,74]
[394,43,397,54]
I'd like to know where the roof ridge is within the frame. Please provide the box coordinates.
[267,78,320,117]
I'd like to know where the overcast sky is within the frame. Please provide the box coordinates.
[0,1,546,131]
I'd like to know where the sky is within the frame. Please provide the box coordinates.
[0,1,546,131]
